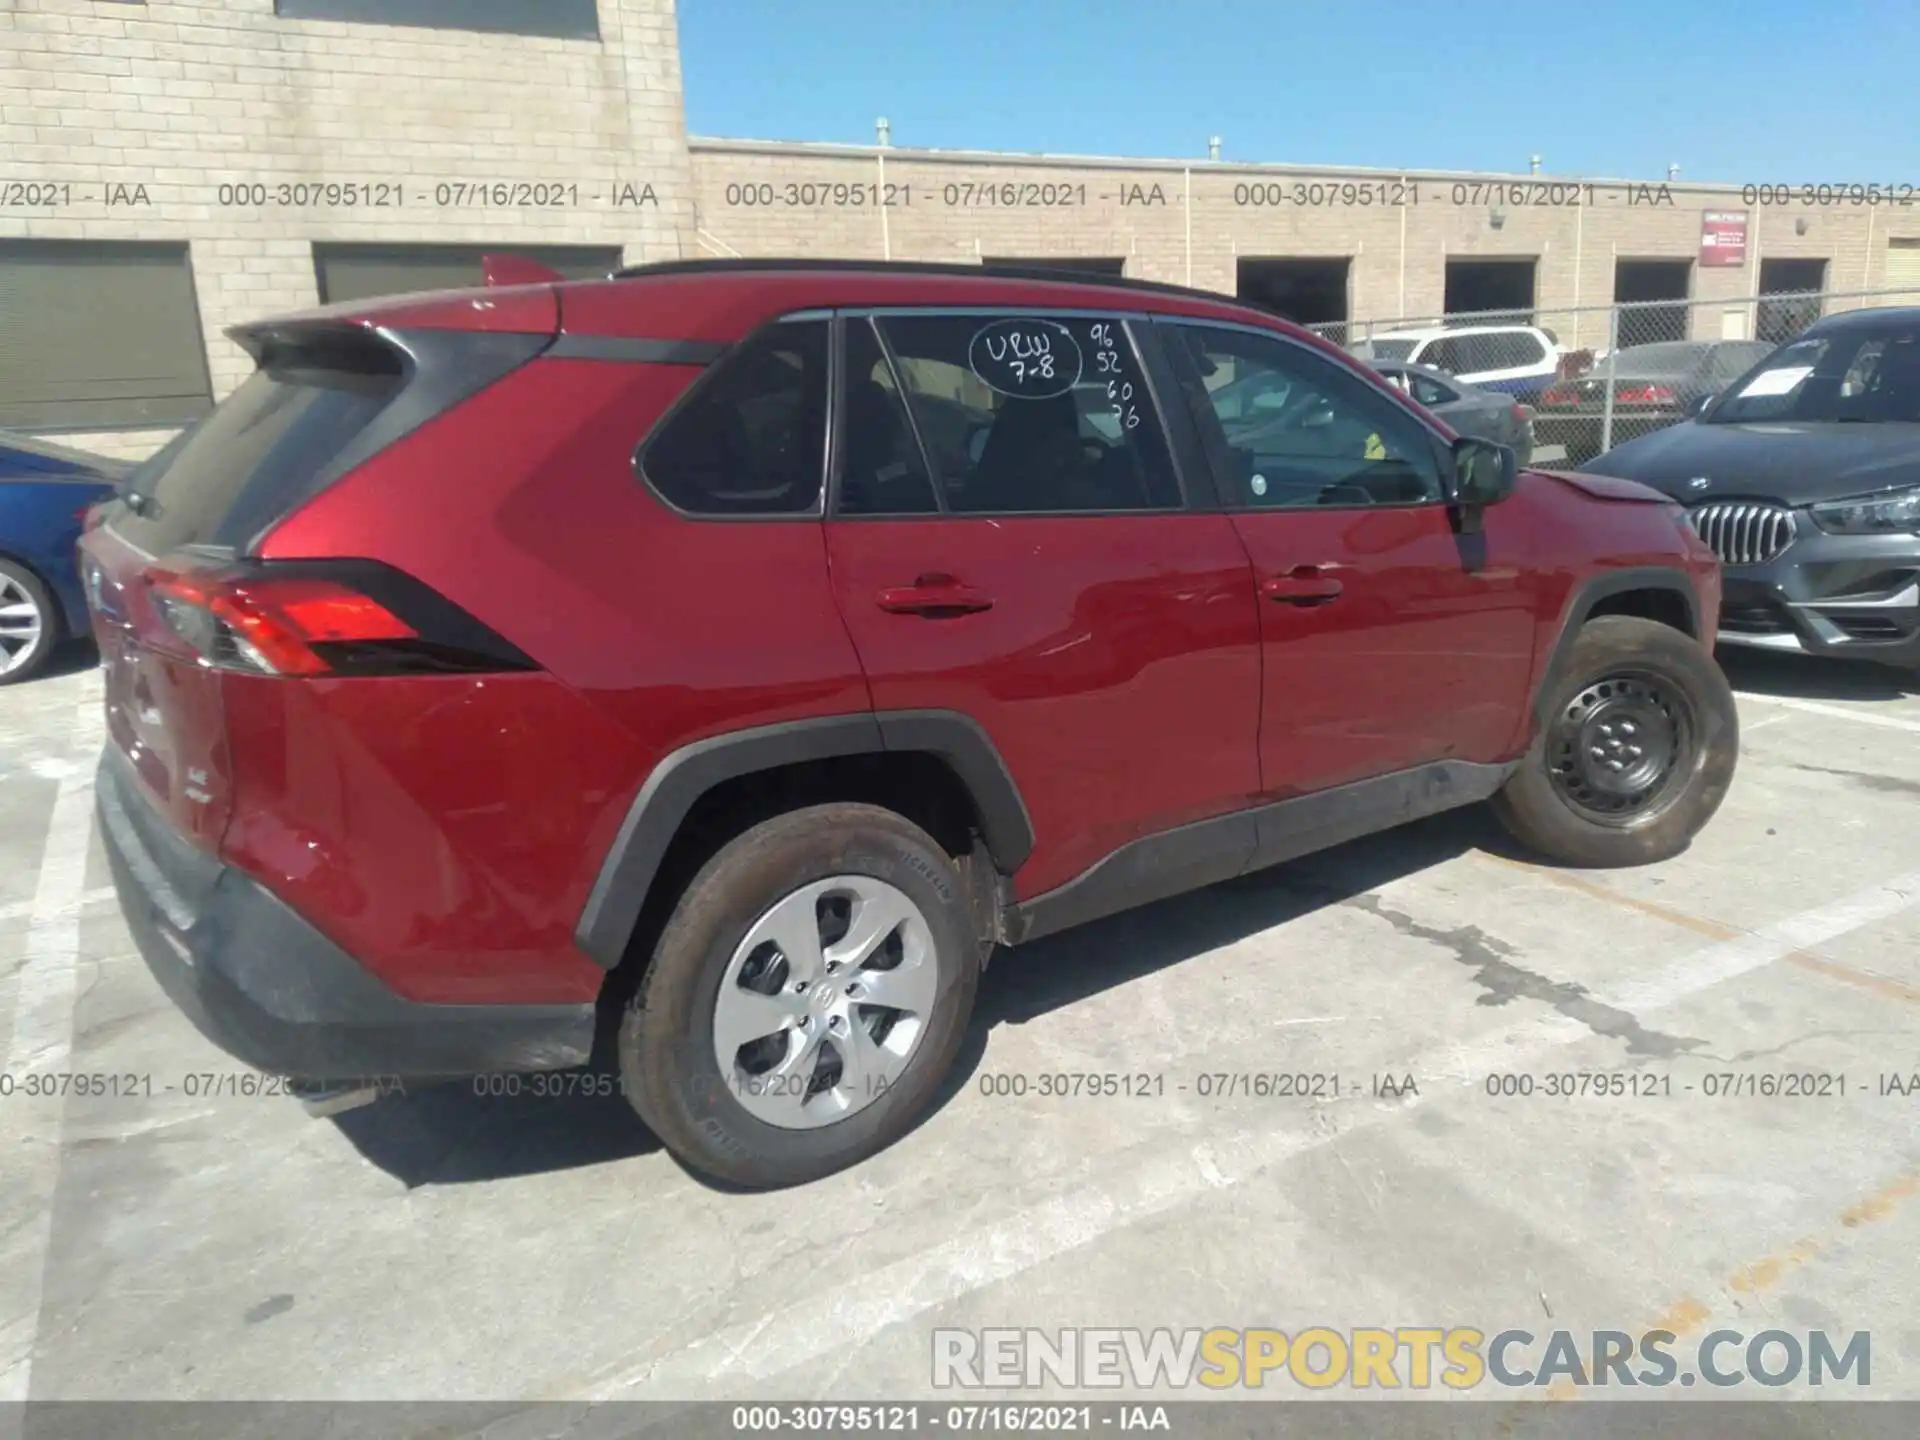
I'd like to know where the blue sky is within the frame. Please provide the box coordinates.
[678,0,1917,181]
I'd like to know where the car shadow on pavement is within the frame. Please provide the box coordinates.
[1717,646,1919,701]
[328,804,1499,1191]
[35,638,101,682]
[927,803,1503,1118]
[331,1072,663,1187]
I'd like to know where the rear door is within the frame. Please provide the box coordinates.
[1159,319,1536,797]
[822,308,1262,901]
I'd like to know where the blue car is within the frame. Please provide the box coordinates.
[0,430,132,683]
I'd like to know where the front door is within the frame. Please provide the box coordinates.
[823,310,1263,901]
[1158,319,1536,799]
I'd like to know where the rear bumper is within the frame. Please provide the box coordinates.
[97,749,596,1085]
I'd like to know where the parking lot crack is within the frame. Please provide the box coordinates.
[1345,896,1705,1058]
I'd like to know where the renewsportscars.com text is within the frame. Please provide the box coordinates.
[932,1326,1871,1391]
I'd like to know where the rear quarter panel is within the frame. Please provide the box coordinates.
[249,355,871,1003]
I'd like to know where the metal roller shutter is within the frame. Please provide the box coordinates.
[1886,238,1920,301]
[0,240,214,432]
[311,243,627,305]
[274,0,600,40]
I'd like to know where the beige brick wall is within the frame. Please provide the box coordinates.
[2,0,695,444]
[692,140,1903,349]
[9,5,1913,463]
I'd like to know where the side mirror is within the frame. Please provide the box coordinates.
[1449,435,1517,516]
[1687,392,1716,419]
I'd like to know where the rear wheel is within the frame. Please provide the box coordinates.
[619,803,980,1188]
[1493,616,1738,867]
[0,560,58,686]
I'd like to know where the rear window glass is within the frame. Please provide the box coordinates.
[1611,342,1709,374]
[112,355,403,553]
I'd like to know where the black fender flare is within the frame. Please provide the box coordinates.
[573,710,1035,970]
[1530,566,1702,731]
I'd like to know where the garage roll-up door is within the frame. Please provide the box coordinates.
[0,241,215,432]
[1886,238,1920,300]
[275,0,600,40]
[312,244,627,306]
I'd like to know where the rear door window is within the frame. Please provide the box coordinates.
[876,313,1182,513]
[837,318,940,516]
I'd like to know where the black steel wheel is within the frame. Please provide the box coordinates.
[1493,616,1738,868]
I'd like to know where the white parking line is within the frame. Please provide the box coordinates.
[578,865,1920,1400]
[0,888,117,929]
[1735,691,1920,734]
[0,687,102,1418]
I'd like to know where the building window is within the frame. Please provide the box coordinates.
[312,243,625,305]
[0,240,213,432]
[274,0,600,41]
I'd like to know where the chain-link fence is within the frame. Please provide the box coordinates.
[1308,286,1920,465]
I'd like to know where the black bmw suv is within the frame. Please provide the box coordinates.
[1585,307,1920,670]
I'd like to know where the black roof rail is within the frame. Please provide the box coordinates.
[606,256,1241,307]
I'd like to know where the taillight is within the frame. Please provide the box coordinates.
[1540,386,1580,407]
[136,559,534,677]
[1614,385,1678,406]
[1513,404,1534,425]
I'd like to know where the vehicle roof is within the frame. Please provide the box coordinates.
[232,258,1453,438]
[0,428,132,481]
[1803,306,1920,335]
[249,258,1325,349]
[1368,359,1464,384]
[1368,323,1548,342]
[558,259,1321,344]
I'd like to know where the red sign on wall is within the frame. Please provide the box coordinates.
[1699,210,1749,267]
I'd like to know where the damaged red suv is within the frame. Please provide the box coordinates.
[84,259,1737,1188]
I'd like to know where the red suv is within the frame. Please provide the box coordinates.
[84,260,1738,1188]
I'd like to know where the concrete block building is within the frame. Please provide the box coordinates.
[6,0,1918,458]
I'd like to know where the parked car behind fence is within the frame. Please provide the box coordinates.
[1537,341,1776,465]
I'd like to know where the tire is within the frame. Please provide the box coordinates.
[619,802,981,1188]
[0,559,59,686]
[1492,616,1738,868]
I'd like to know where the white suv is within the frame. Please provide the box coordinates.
[1353,324,1563,402]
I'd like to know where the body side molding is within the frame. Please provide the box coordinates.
[1005,760,1516,946]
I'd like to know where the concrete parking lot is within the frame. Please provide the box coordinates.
[2,644,1918,1421]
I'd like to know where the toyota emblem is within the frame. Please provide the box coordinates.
[1687,476,1713,492]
